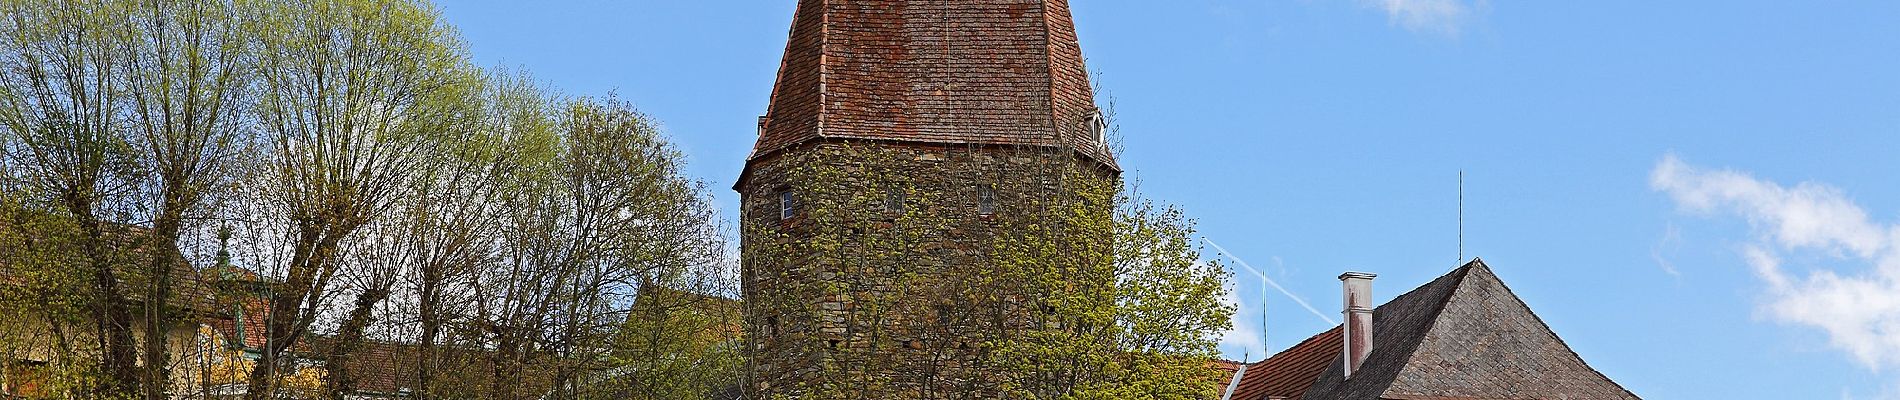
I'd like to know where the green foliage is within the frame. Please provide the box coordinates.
[744,143,1234,399]
[600,288,744,400]
[0,183,112,398]
[1,1,739,399]
[985,165,1232,400]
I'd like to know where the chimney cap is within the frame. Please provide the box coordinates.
[1339,271,1378,280]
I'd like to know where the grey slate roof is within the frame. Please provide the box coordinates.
[1297,259,1640,400]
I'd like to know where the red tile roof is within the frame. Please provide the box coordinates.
[328,340,418,396]
[209,296,276,351]
[1223,326,1342,400]
[1211,358,1245,376]
[749,0,1115,168]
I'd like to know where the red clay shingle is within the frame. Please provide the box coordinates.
[1222,326,1342,400]
[750,0,1115,168]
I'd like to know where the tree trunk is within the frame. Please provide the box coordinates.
[323,286,390,399]
[77,213,142,396]
[141,217,182,400]
[416,265,443,400]
[92,247,142,396]
[242,231,339,400]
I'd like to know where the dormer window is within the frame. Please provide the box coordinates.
[779,190,796,220]
[1085,108,1109,144]
[977,184,996,215]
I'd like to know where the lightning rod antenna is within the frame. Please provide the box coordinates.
[1458,170,1464,265]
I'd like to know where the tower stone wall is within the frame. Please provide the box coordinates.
[739,141,1114,398]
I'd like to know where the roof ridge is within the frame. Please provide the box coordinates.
[1461,261,1645,399]
[760,0,814,153]
[1375,259,1641,399]
[1366,262,1480,399]
[1362,263,1476,399]
[1296,262,1479,399]
[1258,323,1341,365]
[813,0,828,141]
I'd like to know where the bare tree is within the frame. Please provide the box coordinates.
[320,65,483,400]
[396,67,552,400]
[237,0,464,398]
[117,1,252,397]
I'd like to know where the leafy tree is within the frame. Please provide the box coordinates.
[597,283,743,400]
[0,0,146,395]
[403,66,551,400]
[0,187,102,398]
[986,174,1232,400]
[473,94,730,400]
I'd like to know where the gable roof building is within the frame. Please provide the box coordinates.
[1220,259,1640,400]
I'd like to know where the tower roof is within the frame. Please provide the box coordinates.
[749,0,1114,167]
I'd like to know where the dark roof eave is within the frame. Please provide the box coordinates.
[734,135,1122,192]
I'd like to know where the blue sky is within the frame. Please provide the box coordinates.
[439,1,1900,397]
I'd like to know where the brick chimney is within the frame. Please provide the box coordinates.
[1339,272,1376,379]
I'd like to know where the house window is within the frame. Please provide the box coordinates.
[779,190,796,220]
[977,184,996,215]
[884,188,906,214]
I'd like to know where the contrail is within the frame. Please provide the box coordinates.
[1204,238,1337,325]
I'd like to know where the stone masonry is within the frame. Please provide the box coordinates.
[739,141,1112,398]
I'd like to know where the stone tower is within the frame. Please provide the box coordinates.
[736,0,1117,398]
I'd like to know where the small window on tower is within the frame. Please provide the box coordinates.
[779,190,796,220]
[977,184,996,215]
[884,187,906,214]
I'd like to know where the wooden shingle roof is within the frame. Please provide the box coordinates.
[748,0,1115,168]
[1225,259,1640,400]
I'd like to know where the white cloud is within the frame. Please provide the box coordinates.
[1652,154,1900,370]
[1653,222,1684,277]
[1357,0,1480,36]
[1219,288,1267,360]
